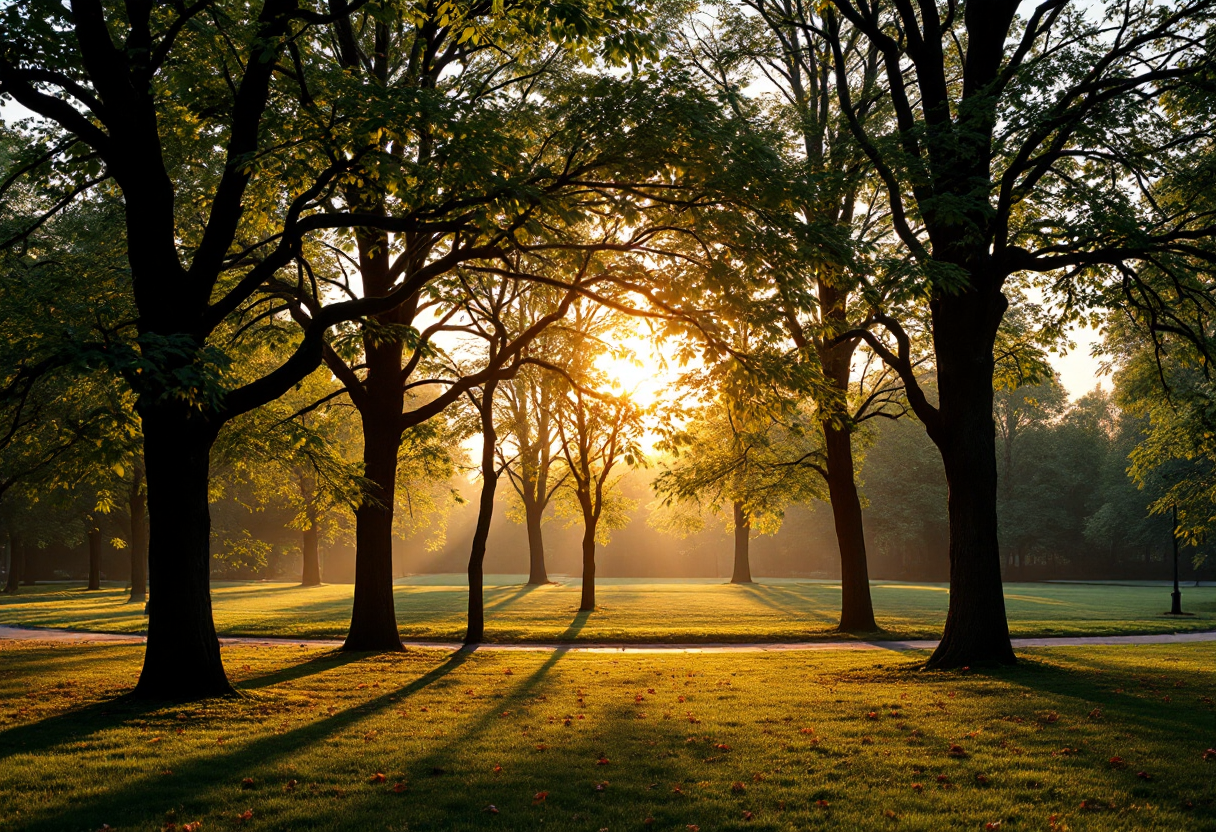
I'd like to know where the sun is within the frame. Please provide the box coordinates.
[594,333,670,409]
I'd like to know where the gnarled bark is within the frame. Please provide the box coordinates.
[133,408,232,699]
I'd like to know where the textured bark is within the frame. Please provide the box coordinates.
[465,381,500,644]
[128,464,147,604]
[730,501,753,584]
[4,531,21,593]
[133,410,232,699]
[345,403,404,651]
[926,289,1016,669]
[86,522,102,590]
[823,421,877,632]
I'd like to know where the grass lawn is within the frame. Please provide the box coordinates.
[1,577,1214,642]
[0,640,1214,831]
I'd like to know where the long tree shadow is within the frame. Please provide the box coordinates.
[392,610,592,782]
[733,583,816,618]
[483,583,543,613]
[235,649,367,691]
[11,648,477,830]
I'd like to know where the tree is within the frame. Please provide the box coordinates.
[495,310,569,585]
[548,301,646,611]
[654,390,826,585]
[681,0,897,630]
[813,0,1216,666]
[440,270,577,643]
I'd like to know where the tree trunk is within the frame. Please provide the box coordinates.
[4,531,22,593]
[129,464,147,604]
[344,406,404,652]
[730,500,753,584]
[579,501,597,612]
[823,421,877,632]
[301,523,321,587]
[925,289,1016,669]
[87,522,102,590]
[524,496,549,585]
[133,409,232,699]
[465,382,500,644]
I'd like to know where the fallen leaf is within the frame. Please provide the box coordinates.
[240,778,254,790]
[742,810,754,820]
[492,765,503,773]
[911,783,923,792]
[731,781,746,793]
[976,774,990,785]
[596,756,610,765]
[484,805,499,814]
[533,791,548,802]
[985,822,1001,830]
[235,810,252,823]
[1136,771,1151,780]
[392,782,408,793]
[816,799,830,809]
[370,772,386,784]
[947,744,967,758]
[1109,756,1128,769]
[283,779,297,792]
[1204,748,1216,761]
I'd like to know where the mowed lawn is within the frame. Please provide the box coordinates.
[0,640,1214,831]
[1,577,1214,642]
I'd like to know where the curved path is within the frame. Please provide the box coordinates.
[2,624,1215,652]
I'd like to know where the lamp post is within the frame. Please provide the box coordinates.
[1170,504,1183,615]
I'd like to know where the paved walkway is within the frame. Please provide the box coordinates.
[2,625,1215,653]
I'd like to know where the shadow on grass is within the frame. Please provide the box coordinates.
[484,583,542,613]
[236,650,367,691]
[11,649,476,830]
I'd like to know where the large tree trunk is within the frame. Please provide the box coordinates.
[129,464,147,604]
[926,289,1015,669]
[133,409,232,699]
[345,403,405,652]
[86,522,102,590]
[4,531,22,593]
[823,421,877,632]
[524,495,549,585]
[730,500,753,584]
[579,500,597,612]
[465,382,500,644]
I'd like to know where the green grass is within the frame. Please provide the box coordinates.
[1,577,1214,642]
[1,640,1214,830]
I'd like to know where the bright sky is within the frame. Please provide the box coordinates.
[1051,322,1108,400]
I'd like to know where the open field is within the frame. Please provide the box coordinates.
[1,640,1214,831]
[1,577,1214,643]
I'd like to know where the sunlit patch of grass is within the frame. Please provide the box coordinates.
[0,641,1213,831]
[1,578,1214,643]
